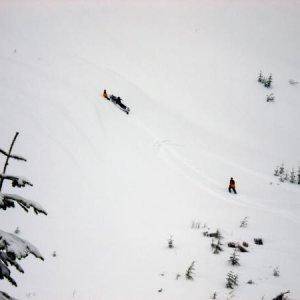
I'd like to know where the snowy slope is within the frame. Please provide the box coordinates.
[0,1,300,299]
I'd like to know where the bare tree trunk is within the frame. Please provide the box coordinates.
[0,132,19,192]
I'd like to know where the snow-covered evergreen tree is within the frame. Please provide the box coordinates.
[272,291,290,300]
[211,238,223,254]
[273,267,280,277]
[0,132,47,298]
[258,71,264,83]
[290,169,296,183]
[279,163,285,175]
[185,261,195,280]
[266,93,275,102]
[264,74,273,88]
[226,271,238,289]
[274,166,280,176]
[229,249,240,266]
[168,235,174,248]
[239,217,248,228]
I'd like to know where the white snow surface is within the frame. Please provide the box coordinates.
[0,1,299,299]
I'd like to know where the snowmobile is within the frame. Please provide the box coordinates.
[107,95,130,114]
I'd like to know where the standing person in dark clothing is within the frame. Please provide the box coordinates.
[228,177,237,194]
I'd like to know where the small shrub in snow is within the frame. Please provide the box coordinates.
[52,251,57,257]
[191,220,202,229]
[229,249,240,266]
[14,227,20,235]
[258,71,264,83]
[264,74,273,88]
[226,271,238,289]
[191,221,198,229]
[289,169,296,183]
[239,217,248,228]
[211,238,223,254]
[25,292,36,298]
[266,93,275,102]
[185,261,195,280]
[279,164,285,175]
[257,71,273,87]
[254,238,263,245]
[158,288,163,293]
[247,279,254,285]
[167,235,174,249]
[274,166,280,176]
[273,267,280,277]
[211,291,217,299]
[274,162,300,185]
[175,274,181,280]
[279,173,286,182]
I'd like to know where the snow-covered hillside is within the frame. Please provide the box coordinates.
[0,1,299,299]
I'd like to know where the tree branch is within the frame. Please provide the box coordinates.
[0,193,47,215]
[0,133,19,191]
[0,174,33,188]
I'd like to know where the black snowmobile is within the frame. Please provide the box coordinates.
[108,95,130,115]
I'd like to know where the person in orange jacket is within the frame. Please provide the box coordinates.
[228,177,237,194]
[102,89,109,100]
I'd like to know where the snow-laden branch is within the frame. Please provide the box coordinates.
[0,259,16,286]
[0,193,47,215]
[0,230,44,260]
[0,230,44,286]
[0,291,17,300]
[0,174,33,188]
[0,149,26,162]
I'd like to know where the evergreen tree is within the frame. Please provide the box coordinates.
[258,71,264,83]
[0,132,47,299]
[266,93,275,102]
[211,238,223,254]
[290,169,296,183]
[185,261,195,280]
[264,74,273,88]
[279,163,285,175]
[240,216,248,228]
[272,291,290,300]
[226,271,238,289]
[273,267,280,277]
[274,166,280,176]
[168,235,174,248]
[229,249,240,266]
